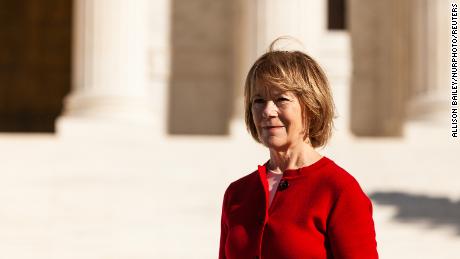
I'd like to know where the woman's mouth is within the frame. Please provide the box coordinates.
[263,126,284,132]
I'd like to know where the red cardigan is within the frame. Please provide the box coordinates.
[219,156,378,259]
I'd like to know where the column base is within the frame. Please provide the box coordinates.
[56,94,164,139]
[56,116,162,139]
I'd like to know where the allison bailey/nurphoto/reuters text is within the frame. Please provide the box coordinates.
[452,2,459,138]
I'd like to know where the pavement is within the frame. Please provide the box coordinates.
[0,124,458,259]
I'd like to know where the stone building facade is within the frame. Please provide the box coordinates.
[0,0,451,138]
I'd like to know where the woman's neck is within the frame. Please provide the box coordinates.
[267,141,321,173]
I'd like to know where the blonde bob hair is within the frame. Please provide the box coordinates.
[244,47,335,148]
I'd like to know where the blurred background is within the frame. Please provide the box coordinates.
[0,0,458,258]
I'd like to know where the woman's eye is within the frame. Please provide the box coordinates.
[277,97,289,102]
[253,99,264,104]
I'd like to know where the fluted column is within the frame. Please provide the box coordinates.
[349,0,410,136]
[230,0,258,138]
[406,0,450,125]
[56,0,170,137]
[256,0,324,55]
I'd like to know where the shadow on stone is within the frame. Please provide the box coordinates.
[370,191,460,235]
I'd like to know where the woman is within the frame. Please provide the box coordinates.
[219,45,378,259]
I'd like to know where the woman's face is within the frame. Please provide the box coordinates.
[251,82,307,150]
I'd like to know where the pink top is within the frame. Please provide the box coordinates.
[266,169,283,207]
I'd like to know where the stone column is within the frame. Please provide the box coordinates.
[56,0,170,137]
[406,0,450,126]
[230,0,258,139]
[256,0,325,55]
[349,0,410,136]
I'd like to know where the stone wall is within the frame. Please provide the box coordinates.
[168,0,234,135]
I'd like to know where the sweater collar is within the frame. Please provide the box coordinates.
[258,156,331,178]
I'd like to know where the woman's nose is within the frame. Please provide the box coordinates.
[262,101,278,118]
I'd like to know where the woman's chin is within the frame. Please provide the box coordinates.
[261,137,289,150]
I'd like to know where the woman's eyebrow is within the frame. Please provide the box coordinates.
[272,91,287,96]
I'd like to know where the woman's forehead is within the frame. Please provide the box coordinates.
[251,86,293,99]
[252,80,288,96]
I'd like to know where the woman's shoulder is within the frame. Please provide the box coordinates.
[225,169,260,193]
[310,157,364,195]
[221,169,262,207]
